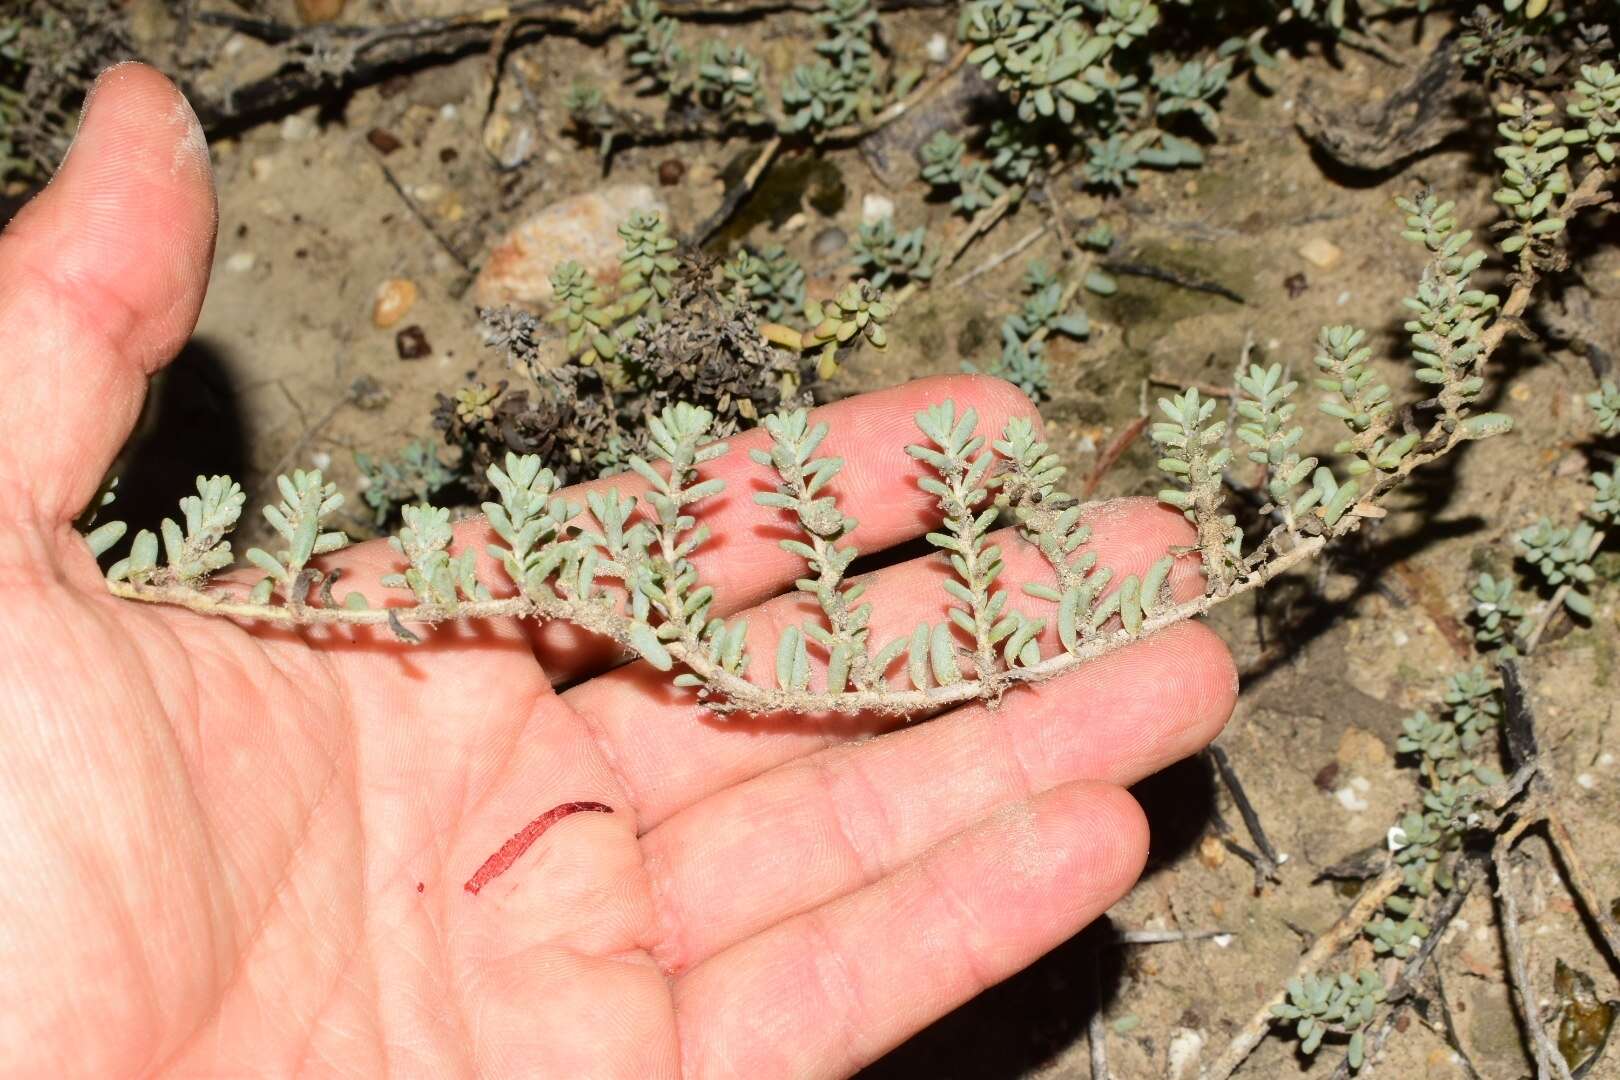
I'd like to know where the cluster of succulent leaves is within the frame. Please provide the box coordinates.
[621,0,767,122]
[948,0,1243,199]
[851,216,937,289]
[1391,667,1504,876]
[606,0,895,139]
[782,0,890,134]
[1469,570,1526,653]
[545,210,681,373]
[920,129,1019,217]
[354,441,458,528]
[1518,517,1602,617]
[963,258,1101,401]
[1276,661,1506,1072]
[437,248,868,495]
[106,475,246,589]
[723,244,807,322]
[542,211,890,395]
[1270,969,1386,1070]
[1494,376,1620,625]
[1460,3,1615,92]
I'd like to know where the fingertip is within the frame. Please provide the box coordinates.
[7,62,217,373]
[1045,781,1149,905]
[0,63,218,524]
[1121,620,1238,765]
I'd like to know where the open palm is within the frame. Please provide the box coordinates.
[0,67,1235,1078]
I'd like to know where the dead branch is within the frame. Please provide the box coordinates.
[1203,865,1406,1080]
[1495,840,1577,1080]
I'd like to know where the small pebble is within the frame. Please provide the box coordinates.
[861,193,895,225]
[250,156,274,182]
[1335,784,1369,812]
[295,0,345,23]
[396,325,432,360]
[1577,773,1597,790]
[486,118,537,170]
[440,104,459,121]
[658,159,686,186]
[925,32,950,63]
[372,278,419,329]
[1212,934,1234,948]
[781,211,808,234]
[280,113,316,142]
[1336,290,1352,305]
[811,226,848,259]
[367,128,403,155]
[311,451,332,471]
[224,251,257,273]
[1197,834,1226,870]
[1298,237,1343,270]
[1112,1014,1142,1035]
[1167,1029,1205,1080]
[1556,451,1588,477]
[1600,752,1615,767]
[1284,271,1308,298]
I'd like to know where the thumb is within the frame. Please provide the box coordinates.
[0,62,217,529]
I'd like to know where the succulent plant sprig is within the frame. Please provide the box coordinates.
[90,117,1616,725]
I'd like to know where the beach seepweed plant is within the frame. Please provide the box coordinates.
[90,113,1614,717]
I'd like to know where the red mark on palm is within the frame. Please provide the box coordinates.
[464,802,615,895]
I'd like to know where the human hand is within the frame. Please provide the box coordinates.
[0,65,1235,1077]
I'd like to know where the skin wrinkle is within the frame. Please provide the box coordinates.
[448,677,550,846]
[577,704,639,832]
[122,609,248,1026]
[8,274,143,520]
[162,731,350,1071]
[803,905,871,1079]
[812,750,895,887]
[916,839,1001,1001]
[284,883,374,1079]
[644,838,693,976]
[16,604,217,1069]
[74,839,166,1073]
[334,653,474,1078]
